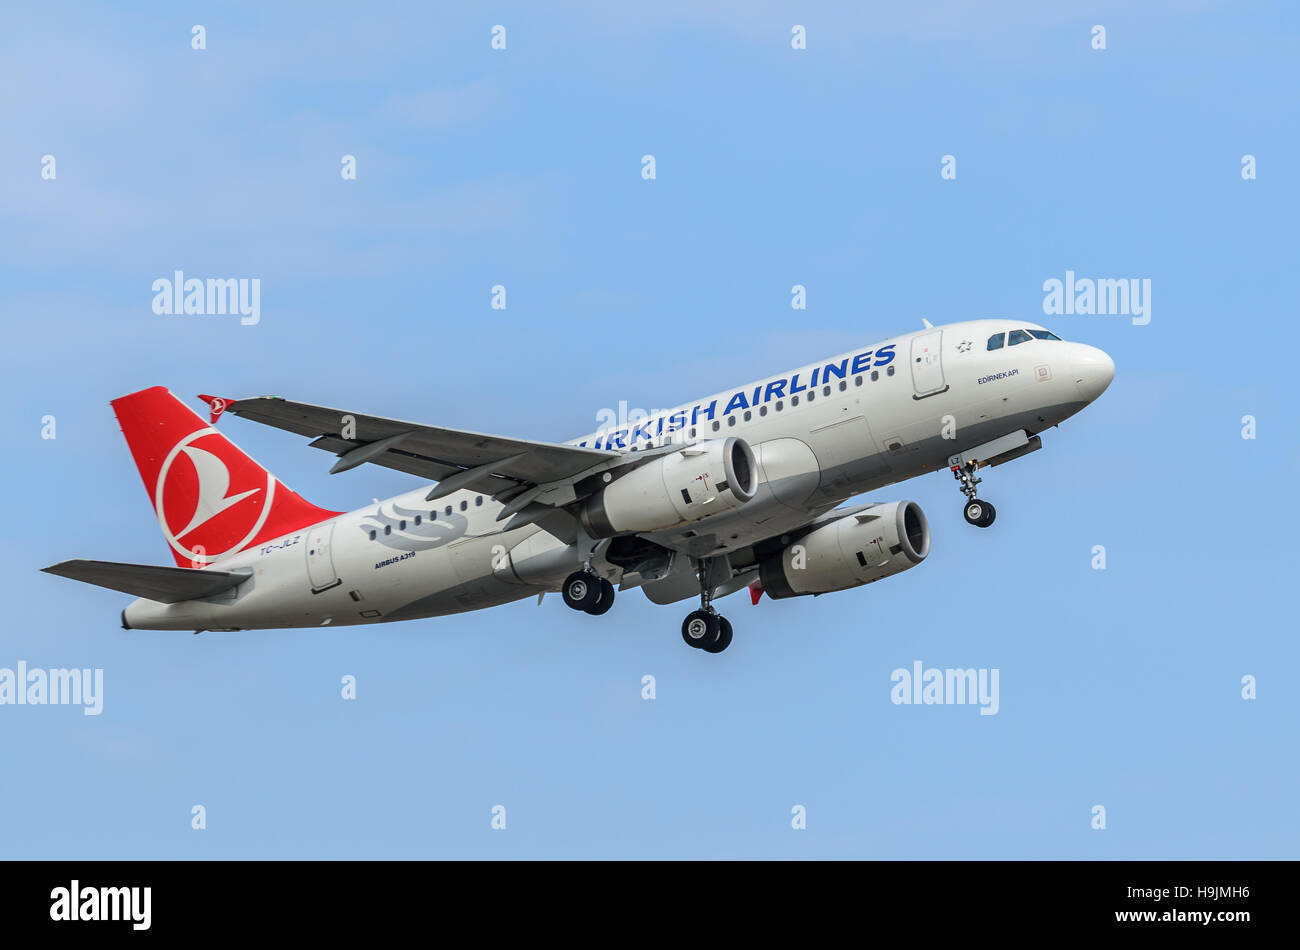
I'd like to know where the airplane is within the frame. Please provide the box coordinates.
[42,318,1113,654]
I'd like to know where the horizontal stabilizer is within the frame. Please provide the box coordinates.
[41,559,248,604]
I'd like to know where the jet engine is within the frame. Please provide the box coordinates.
[579,437,758,537]
[758,501,930,598]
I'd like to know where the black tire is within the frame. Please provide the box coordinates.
[562,571,600,611]
[681,609,719,648]
[704,616,733,654]
[963,500,987,526]
[584,577,616,615]
[978,501,996,527]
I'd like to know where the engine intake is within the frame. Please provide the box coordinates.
[759,500,930,599]
[580,438,758,538]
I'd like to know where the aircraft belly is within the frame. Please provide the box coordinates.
[886,400,1085,479]
[385,574,534,620]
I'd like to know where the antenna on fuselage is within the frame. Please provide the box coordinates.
[921,318,934,329]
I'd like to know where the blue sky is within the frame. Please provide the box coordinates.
[1,1,1296,858]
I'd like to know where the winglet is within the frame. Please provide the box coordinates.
[749,581,764,605]
[196,394,232,425]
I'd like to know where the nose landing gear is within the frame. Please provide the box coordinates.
[963,498,996,527]
[952,461,996,527]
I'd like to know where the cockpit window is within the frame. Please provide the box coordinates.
[1008,329,1032,346]
[1028,329,1062,341]
[986,333,1005,351]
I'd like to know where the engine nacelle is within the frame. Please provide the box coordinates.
[758,501,930,599]
[580,438,758,538]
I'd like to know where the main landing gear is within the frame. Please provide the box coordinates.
[562,569,615,615]
[952,461,996,528]
[681,565,733,654]
[681,610,732,654]
[561,560,734,654]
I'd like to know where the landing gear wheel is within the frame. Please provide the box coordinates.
[584,577,616,615]
[681,609,719,649]
[962,499,996,527]
[703,616,733,654]
[562,571,600,611]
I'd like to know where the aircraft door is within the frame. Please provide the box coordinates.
[910,330,947,398]
[306,521,341,592]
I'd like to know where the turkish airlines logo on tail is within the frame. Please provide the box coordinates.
[170,446,259,536]
[153,427,275,564]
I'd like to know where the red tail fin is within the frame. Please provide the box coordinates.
[111,386,340,568]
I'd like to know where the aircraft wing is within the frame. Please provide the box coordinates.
[207,394,632,529]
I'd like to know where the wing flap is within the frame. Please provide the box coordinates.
[41,559,248,604]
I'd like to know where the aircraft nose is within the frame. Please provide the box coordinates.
[1072,344,1115,402]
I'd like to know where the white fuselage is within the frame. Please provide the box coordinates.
[123,319,1113,631]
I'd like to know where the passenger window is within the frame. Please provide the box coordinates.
[475,496,483,506]
[459,501,467,511]
[444,505,452,516]
[775,400,783,411]
[384,525,391,535]
[743,410,751,421]
[1008,329,1032,346]
[838,381,846,392]
[759,405,767,416]
[1029,329,1062,341]
[887,366,895,376]
[791,395,800,406]
[807,391,815,402]
[712,421,720,431]
[871,370,879,382]
[369,530,376,541]
[689,427,696,438]
[987,333,1005,351]
[414,515,421,526]
[399,520,406,530]
[727,416,736,427]
[854,376,863,386]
